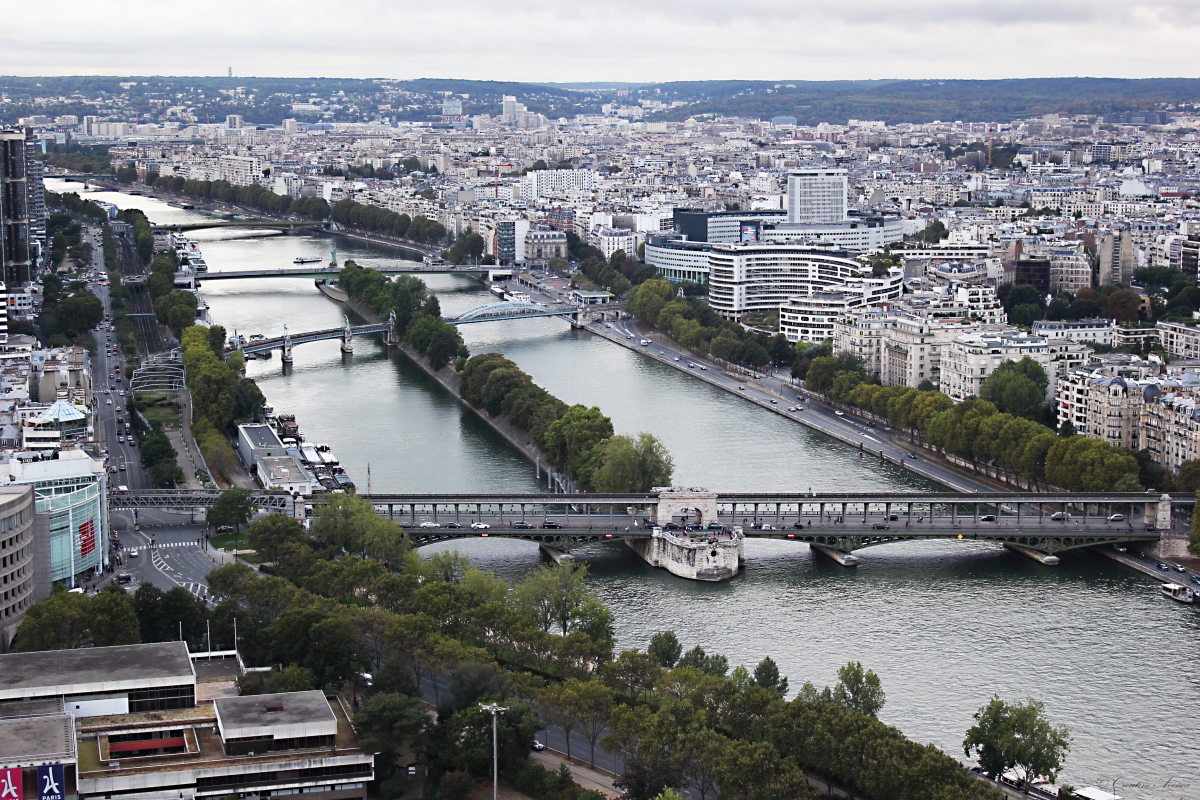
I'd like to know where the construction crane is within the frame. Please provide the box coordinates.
[488,160,514,198]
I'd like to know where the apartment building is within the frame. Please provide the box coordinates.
[942,330,1053,402]
[1144,389,1200,472]
[1032,318,1117,346]
[1156,320,1200,359]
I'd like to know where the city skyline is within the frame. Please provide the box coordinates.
[3,0,1200,81]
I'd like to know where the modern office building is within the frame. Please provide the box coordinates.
[1011,255,1051,293]
[0,449,109,595]
[707,242,874,320]
[0,484,35,653]
[1,130,32,286]
[786,168,848,224]
[643,235,713,284]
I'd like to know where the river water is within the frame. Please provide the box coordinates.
[60,180,1200,799]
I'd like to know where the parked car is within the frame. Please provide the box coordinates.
[531,740,545,752]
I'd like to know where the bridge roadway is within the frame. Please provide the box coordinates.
[199,264,487,280]
[107,490,1182,558]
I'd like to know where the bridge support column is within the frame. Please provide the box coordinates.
[1005,543,1060,565]
[811,544,859,567]
[341,315,354,353]
[540,543,574,564]
[1146,494,1172,530]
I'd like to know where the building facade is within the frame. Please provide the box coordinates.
[787,168,848,224]
[0,484,34,653]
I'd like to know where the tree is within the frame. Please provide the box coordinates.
[1177,459,1200,492]
[542,405,614,485]
[89,587,142,646]
[569,679,615,767]
[540,681,583,761]
[209,487,252,531]
[832,661,885,717]
[980,367,1044,420]
[714,739,809,800]
[803,356,840,394]
[266,664,317,693]
[964,696,1070,789]
[591,433,675,492]
[601,649,662,702]
[648,630,682,668]
[13,587,92,651]
[753,656,788,696]
[311,493,407,559]
[438,772,476,800]
[246,513,307,565]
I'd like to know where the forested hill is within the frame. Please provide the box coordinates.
[643,77,1200,125]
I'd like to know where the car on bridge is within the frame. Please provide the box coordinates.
[512,520,534,530]
[1108,513,1125,522]
[980,514,997,522]
[419,521,439,528]
[1051,512,1071,521]
[872,523,890,530]
[470,522,490,530]
[444,522,462,529]
[540,520,562,529]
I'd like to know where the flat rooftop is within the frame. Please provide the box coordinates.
[0,714,76,768]
[240,423,282,448]
[215,691,336,740]
[0,642,194,701]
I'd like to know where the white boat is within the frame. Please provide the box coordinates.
[1161,583,1195,603]
[294,256,322,264]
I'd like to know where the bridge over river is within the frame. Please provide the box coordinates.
[110,488,1184,577]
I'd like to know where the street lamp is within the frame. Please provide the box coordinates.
[479,703,507,800]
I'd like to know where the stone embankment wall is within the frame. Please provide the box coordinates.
[625,530,742,582]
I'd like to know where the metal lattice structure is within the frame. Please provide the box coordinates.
[130,351,186,393]
[109,490,293,513]
[444,301,577,325]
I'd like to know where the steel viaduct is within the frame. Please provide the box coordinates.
[109,488,1185,567]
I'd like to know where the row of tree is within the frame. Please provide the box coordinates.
[13,580,211,652]
[805,350,1143,491]
[460,353,673,490]
[148,176,331,220]
[331,198,446,243]
[628,279,796,369]
[35,273,103,346]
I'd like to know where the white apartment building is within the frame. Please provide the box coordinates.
[1032,318,1117,346]
[778,268,903,344]
[882,315,977,390]
[760,215,907,252]
[942,331,1053,402]
[1156,320,1200,359]
[593,228,637,261]
[787,169,848,224]
[521,169,599,200]
[215,155,262,186]
[708,243,877,319]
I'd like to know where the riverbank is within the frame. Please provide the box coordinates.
[316,283,563,488]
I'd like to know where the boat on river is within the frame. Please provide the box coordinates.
[294,256,322,264]
[1161,583,1195,603]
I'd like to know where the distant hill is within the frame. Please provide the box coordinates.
[637,78,1200,125]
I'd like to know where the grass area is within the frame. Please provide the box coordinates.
[210,532,248,550]
[137,395,181,427]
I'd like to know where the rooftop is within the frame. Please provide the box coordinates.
[0,714,76,768]
[239,423,283,449]
[215,690,336,740]
[0,642,194,701]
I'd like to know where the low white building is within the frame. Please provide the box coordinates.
[257,455,314,496]
[1032,318,1118,347]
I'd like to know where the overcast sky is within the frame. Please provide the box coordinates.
[4,0,1200,82]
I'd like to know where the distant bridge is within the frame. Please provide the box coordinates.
[234,300,601,359]
[168,220,324,233]
[200,264,487,280]
[443,300,582,325]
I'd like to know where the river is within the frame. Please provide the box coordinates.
[57,180,1200,799]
